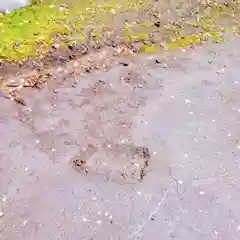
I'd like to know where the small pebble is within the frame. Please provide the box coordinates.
[2,196,7,202]
[24,167,28,172]
[82,217,87,222]
[178,180,183,185]
[136,191,142,196]
[53,43,60,49]
[212,119,216,123]
[22,220,27,226]
[184,98,191,103]
[0,211,4,217]
[36,140,40,144]
[199,191,205,195]
[217,68,225,75]
[96,220,102,225]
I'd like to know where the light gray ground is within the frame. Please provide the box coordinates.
[0,36,240,240]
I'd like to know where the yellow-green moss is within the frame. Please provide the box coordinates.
[0,1,240,62]
[0,0,147,62]
[167,2,239,51]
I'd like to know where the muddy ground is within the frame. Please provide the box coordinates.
[0,33,240,239]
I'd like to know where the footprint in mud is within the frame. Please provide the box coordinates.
[120,71,146,89]
[88,80,115,97]
[70,142,151,184]
[70,144,98,175]
[134,146,150,181]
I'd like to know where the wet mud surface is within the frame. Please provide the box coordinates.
[0,36,240,239]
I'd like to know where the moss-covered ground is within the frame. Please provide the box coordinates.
[0,0,240,62]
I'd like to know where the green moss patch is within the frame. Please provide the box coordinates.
[0,0,147,61]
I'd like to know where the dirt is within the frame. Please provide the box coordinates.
[70,142,150,183]
[0,36,240,239]
[0,1,240,239]
[0,44,135,104]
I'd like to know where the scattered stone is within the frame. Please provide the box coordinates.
[22,220,27,226]
[134,146,150,159]
[52,43,60,50]
[217,68,225,75]
[119,62,128,67]
[154,21,160,27]
[96,220,102,225]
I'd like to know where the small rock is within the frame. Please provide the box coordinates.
[217,68,225,75]
[74,62,79,67]
[178,180,183,185]
[22,220,27,226]
[119,62,128,67]
[72,82,78,88]
[154,21,160,27]
[96,220,102,225]
[2,196,7,202]
[52,43,60,49]
[0,211,4,217]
